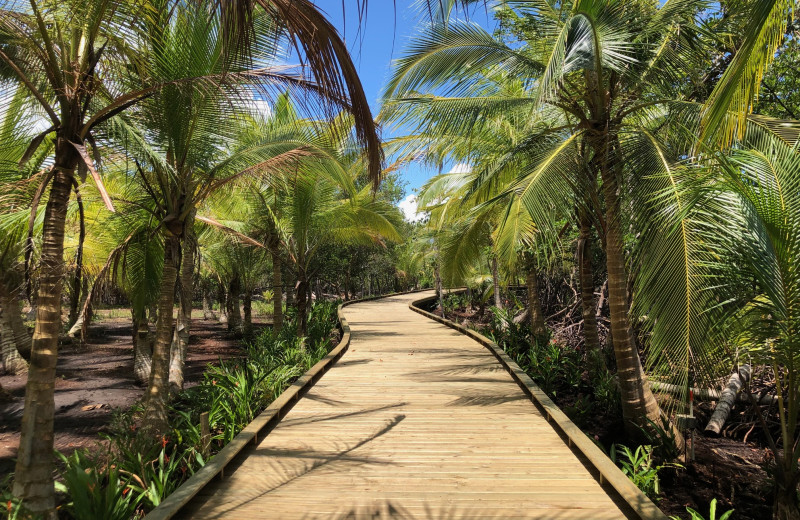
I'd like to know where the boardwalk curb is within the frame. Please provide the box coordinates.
[409,293,669,520]
[145,289,429,520]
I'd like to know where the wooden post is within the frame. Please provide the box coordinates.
[200,412,210,459]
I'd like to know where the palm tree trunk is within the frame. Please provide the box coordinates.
[271,250,283,330]
[296,267,309,337]
[226,276,241,333]
[578,217,602,354]
[202,285,215,320]
[0,278,31,359]
[242,291,252,337]
[170,214,195,393]
[492,256,503,309]
[142,232,180,434]
[774,470,800,520]
[67,184,85,325]
[285,268,295,308]
[216,283,228,325]
[132,309,152,385]
[600,164,662,436]
[0,381,11,403]
[1,303,28,374]
[13,157,75,517]
[526,267,547,342]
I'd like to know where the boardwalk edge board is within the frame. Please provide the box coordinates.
[144,289,430,520]
[409,293,669,520]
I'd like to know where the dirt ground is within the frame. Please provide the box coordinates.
[0,310,259,477]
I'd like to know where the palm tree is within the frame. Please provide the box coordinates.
[382,0,715,438]
[269,153,401,336]
[641,122,800,518]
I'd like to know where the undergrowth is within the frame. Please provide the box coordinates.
[1,302,339,520]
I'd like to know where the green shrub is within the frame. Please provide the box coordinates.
[125,445,201,509]
[55,450,140,520]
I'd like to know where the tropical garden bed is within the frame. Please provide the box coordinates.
[1,302,340,519]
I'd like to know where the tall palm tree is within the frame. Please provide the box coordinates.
[382,0,712,438]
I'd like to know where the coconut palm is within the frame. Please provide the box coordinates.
[382,0,717,438]
[640,122,800,518]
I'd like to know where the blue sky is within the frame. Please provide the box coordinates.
[313,1,497,209]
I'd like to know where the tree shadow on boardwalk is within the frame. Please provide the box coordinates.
[279,402,409,428]
[300,501,627,519]
[180,414,406,519]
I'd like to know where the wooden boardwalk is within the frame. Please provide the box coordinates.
[178,291,634,519]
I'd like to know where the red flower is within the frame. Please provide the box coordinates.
[7,500,13,512]
[161,436,168,448]
[212,379,217,386]
[122,488,130,496]
[164,456,170,464]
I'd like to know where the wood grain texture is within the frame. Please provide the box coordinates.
[176,291,641,520]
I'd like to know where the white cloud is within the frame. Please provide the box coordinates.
[449,162,472,174]
[398,194,426,222]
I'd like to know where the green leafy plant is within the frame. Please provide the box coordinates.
[637,417,681,462]
[125,445,201,509]
[56,450,140,520]
[609,444,662,498]
[591,368,621,414]
[1,474,24,520]
[670,499,733,520]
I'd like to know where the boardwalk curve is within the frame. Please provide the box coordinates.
[176,291,653,519]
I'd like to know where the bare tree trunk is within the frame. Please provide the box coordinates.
[705,365,750,436]
[271,250,283,331]
[14,153,76,517]
[169,213,195,393]
[578,217,602,354]
[142,232,180,434]
[526,267,547,341]
[600,161,664,438]
[132,310,152,385]
[492,256,503,310]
